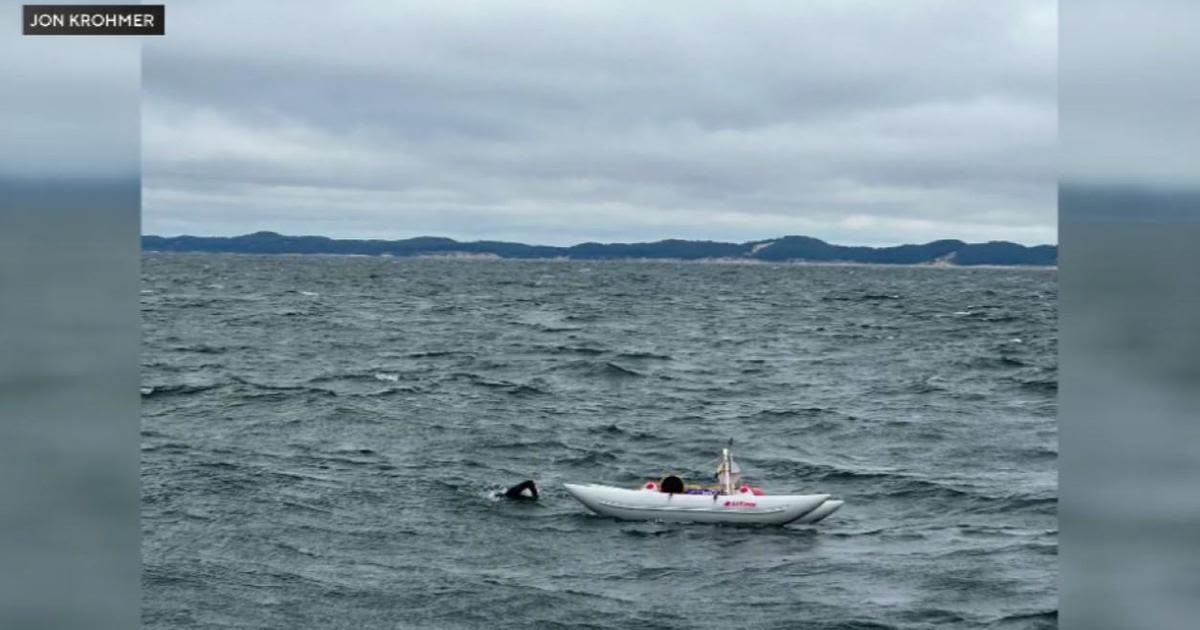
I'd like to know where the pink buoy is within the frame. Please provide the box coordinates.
[643,481,658,491]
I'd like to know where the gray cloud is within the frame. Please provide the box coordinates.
[144,0,1056,245]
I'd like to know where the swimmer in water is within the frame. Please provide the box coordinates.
[502,479,539,500]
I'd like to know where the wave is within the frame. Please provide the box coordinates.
[538,325,582,332]
[1020,445,1058,460]
[600,362,644,378]
[968,356,1032,369]
[446,372,552,395]
[274,540,322,557]
[508,383,551,397]
[1018,378,1058,393]
[141,359,224,372]
[448,372,509,388]
[229,375,338,398]
[486,438,582,453]
[986,610,1057,628]
[329,445,378,456]
[822,293,902,302]
[807,620,903,630]
[140,440,193,453]
[967,495,1057,515]
[747,406,832,419]
[168,343,229,354]
[553,360,646,379]
[770,461,1056,512]
[586,423,656,440]
[614,351,673,360]
[406,350,472,358]
[310,371,397,383]
[619,528,678,539]
[743,407,855,433]
[140,383,222,398]
[512,318,583,333]
[551,345,606,355]
[362,385,423,397]
[250,371,430,398]
[554,450,619,466]
[867,377,946,395]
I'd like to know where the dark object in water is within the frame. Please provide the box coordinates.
[504,480,539,500]
[659,475,685,494]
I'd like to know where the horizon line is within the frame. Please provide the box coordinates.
[141,230,1059,249]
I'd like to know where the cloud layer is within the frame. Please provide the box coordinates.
[144,0,1056,245]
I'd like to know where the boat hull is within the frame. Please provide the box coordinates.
[563,483,831,526]
[793,499,844,525]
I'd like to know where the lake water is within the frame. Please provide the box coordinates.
[142,254,1057,629]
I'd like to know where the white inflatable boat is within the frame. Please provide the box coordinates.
[564,483,837,525]
[563,446,844,526]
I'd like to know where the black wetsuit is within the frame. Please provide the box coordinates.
[503,479,539,500]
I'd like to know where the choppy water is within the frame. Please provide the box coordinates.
[141,254,1057,629]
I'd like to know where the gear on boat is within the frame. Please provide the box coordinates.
[658,475,685,494]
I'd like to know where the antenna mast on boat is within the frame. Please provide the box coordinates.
[717,438,739,495]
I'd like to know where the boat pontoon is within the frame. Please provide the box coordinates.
[563,445,843,526]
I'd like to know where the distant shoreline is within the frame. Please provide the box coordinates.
[142,249,1058,270]
[142,231,1057,267]
[147,250,1057,270]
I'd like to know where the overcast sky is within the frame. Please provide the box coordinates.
[143,0,1057,245]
